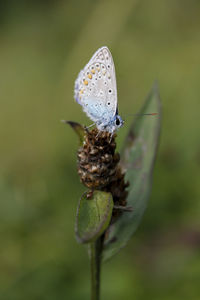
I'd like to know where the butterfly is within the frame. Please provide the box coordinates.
[74,46,124,134]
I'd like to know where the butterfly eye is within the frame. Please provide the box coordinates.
[108,89,112,94]
[116,118,120,126]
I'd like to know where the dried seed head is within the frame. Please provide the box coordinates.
[78,129,117,188]
[77,128,129,215]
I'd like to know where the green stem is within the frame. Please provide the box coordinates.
[90,237,103,300]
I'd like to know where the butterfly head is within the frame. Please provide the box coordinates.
[101,114,124,133]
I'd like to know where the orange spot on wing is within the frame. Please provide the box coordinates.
[83,80,88,85]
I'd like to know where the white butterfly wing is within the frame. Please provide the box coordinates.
[74,46,118,124]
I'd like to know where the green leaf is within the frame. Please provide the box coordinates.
[62,120,86,145]
[103,83,161,261]
[75,190,114,244]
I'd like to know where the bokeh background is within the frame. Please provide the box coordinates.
[1,0,200,299]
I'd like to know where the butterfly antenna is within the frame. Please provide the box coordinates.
[126,113,158,117]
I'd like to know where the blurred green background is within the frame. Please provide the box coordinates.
[0,0,200,299]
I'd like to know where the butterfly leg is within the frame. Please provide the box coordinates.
[86,123,95,129]
[109,132,114,143]
[95,130,102,139]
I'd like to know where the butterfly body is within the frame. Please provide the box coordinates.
[74,46,123,133]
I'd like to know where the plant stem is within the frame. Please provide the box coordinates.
[90,237,103,300]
